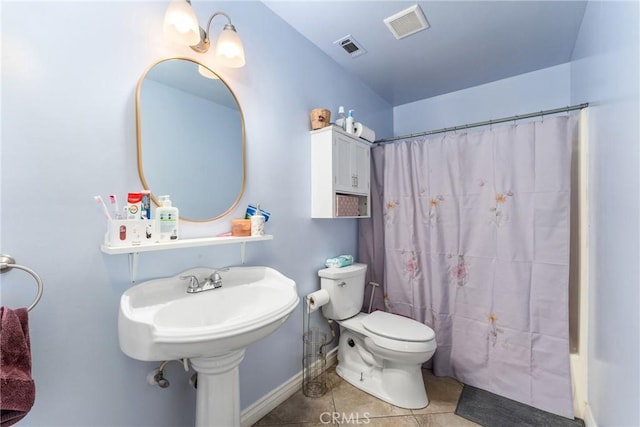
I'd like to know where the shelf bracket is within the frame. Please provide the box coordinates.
[128,252,139,284]
[240,242,246,264]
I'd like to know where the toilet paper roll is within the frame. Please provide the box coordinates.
[353,122,376,143]
[306,289,330,313]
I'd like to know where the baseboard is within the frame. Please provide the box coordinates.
[239,370,301,427]
[582,404,597,427]
[240,347,338,427]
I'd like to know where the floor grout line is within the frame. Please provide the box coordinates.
[253,368,478,426]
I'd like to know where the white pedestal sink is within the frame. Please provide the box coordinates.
[118,266,299,426]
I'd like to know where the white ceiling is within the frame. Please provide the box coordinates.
[263,1,587,106]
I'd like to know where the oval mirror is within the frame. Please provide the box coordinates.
[136,58,245,222]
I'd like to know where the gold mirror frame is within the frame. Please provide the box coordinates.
[135,57,246,222]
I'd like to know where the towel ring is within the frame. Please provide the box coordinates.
[0,254,44,312]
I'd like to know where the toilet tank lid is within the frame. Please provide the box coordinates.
[318,263,367,279]
[362,311,435,342]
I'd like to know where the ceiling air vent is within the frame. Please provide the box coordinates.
[333,34,367,58]
[384,4,430,40]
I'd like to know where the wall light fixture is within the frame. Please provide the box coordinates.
[163,0,246,68]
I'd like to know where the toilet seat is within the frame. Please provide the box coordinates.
[339,312,436,353]
[362,311,435,342]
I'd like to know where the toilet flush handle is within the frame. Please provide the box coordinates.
[337,281,346,287]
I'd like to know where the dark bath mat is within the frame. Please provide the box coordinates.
[455,385,585,427]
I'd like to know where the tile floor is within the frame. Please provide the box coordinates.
[253,367,480,426]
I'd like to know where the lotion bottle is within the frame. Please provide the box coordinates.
[157,195,179,241]
[345,109,355,134]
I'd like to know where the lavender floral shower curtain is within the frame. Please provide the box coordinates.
[359,115,579,418]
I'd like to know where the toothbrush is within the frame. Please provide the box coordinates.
[94,195,113,221]
[108,194,120,219]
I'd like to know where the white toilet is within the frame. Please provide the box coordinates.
[318,263,437,409]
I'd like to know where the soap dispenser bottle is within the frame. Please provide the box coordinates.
[157,195,179,241]
[345,109,355,134]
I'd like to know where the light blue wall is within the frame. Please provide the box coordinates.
[1,2,392,426]
[570,1,640,426]
[393,63,571,136]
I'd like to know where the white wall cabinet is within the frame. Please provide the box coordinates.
[311,125,371,218]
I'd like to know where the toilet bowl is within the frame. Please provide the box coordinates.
[318,264,437,409]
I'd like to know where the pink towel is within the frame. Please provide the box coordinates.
[0,307,35,427]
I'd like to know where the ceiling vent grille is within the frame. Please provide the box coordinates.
[333,34,367,58]
[384,4,430,40]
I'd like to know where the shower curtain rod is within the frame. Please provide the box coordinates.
[374,102,589,144]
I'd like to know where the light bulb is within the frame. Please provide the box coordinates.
[163,0,200,46]
[198,64,219,79]
[215,26,245,68]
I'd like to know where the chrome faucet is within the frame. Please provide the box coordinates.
[181,268,228,294]
[208,271,223,288]
[180,275,201,293]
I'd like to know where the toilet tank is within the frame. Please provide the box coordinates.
[318,263,367,320]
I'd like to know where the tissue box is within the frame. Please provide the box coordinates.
[335,195,359,217]
[232,219,251,236]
